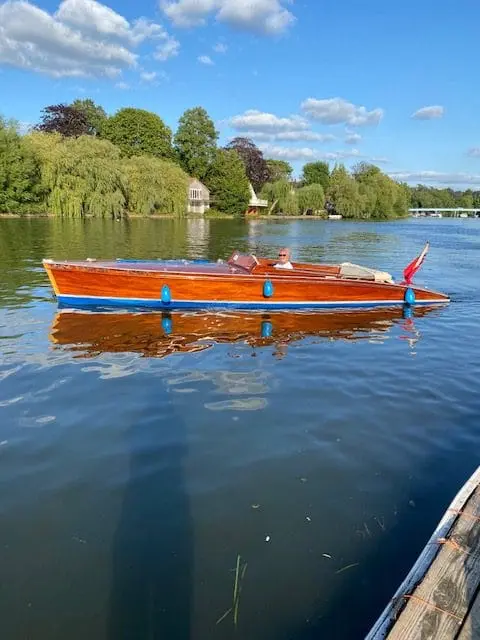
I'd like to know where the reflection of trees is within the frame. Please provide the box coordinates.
[46,217,191,261]
[205,219,250,261]
[0,219,50,306]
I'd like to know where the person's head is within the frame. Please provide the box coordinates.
[277,247,291,265]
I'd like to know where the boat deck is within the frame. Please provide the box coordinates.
[43,258,344,279]
[367,466,480,639]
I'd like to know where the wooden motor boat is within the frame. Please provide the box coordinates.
[50,306,439,360]
[43,247,449,311]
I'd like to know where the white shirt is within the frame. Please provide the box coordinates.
[274,261,293,269]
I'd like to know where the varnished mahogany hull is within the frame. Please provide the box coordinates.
[43,260,449,310]
[50,307,438,359]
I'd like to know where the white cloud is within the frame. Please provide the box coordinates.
[301,97,384,126]
[389,170,480,186]
[115,81,130,89]
[198,54,214,65]
[345,132,362,144]
[57,0,129,37]
[229,109,309,133]
[278,131,335,142]
[213,42,227,53]
[467,148,480,157]
[129,17,170,44]
[154,35,180,60]
[259,144,363,162]
[161,0,214,27]
[0,0,175,77]
[259,144,319,161]
[57,0,170,44]
[140,70,157,82]
[161,0,295,35]
[411,105,444,120]
[243,130,336,142]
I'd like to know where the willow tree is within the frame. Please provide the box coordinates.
[122,156,189,216]
[353,163,408,218]
[260,179,299,215]
[0,119,44,214]
[297,183,325,214]
[26,133,125,217]
[327,165,363,218]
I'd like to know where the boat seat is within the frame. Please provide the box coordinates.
[339,262,394,283]
[227,251,259,273]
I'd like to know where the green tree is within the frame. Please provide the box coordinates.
[122,155,188,216]
[302,161,330,191]
[297,183,325,214]
[354,163,407,218]
[27,133,125,217]
[352,161,381,181]
[260,179,299,215]
[0,118,44,214]
[205,149,250,216]
[458,190,474,209]
[327,165,363,218]
[102,108,173,159]
[71,99,107,136]
[174,107,218,180]
[266,159,293,182]
[393,182,410,217]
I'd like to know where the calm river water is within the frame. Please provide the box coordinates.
[0,217,479,640]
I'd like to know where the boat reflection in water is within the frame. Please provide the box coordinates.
[49,305,441,360]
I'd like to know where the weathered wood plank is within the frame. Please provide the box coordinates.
[457,587,480,640]
[387,488,480,639]
[366,466,480,640]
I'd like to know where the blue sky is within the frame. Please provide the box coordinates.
[1,0,479,186]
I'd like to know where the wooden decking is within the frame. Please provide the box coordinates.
[367,466,480,639]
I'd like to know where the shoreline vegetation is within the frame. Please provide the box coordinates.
[1,99,478,220]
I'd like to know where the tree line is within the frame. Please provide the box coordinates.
[0,98,470,218]
[0,101,253,217]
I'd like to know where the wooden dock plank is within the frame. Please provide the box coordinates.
[366,467,480,640]
[387,488,480,639]
[457,588,480,640]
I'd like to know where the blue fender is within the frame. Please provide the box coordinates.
[161,284,171,304]
[404,287,416,305]
[261,320,273,338]
[263,280,274,298]
[161,315,172,334]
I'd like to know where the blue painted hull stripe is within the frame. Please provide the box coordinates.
[57,294,448,310]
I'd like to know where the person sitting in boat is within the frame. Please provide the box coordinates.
[274,248,293,269]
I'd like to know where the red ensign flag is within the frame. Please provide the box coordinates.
[403,242,429,284]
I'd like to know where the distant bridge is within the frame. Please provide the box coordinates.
[409,208,480,218]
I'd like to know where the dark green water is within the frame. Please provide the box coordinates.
[0,217,479,639]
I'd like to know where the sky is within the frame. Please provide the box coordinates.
[1,0,479,186]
